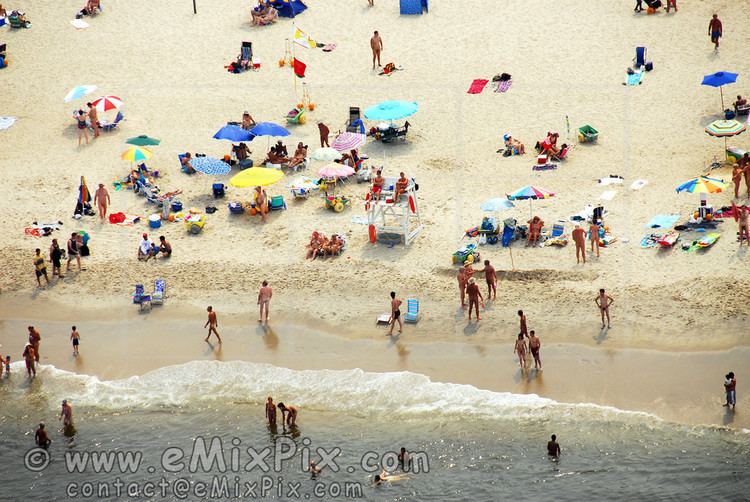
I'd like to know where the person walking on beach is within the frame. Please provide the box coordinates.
[318,122,330,147]
[86,102,100,139]
[634,0,643,12]
[93,183,110,222]
[737,205,750,246]
[708,14,722,51]
[388,291,403,336]
[466,278,484,321]
[723,372,736,410]
[529,330,542,370]
[572,224,586,264]
[457,266,467,309]
[70,326,81,356]
[33,248,49,287]
[480,260,497,300]
[277,402,298,426]
[66,232,82,272]
[22,343,36,378]
[257,280,272,323]
[547,434,561,458]
[665,0,677,13]
[204,306,222,343]
[370,31,383,69]
[28,326,41,362]
[266,396,277,426]
[595,289,614,328]
[589,220,601,258]
[518,310,528,337]
[513,333,527,369]
[367,0,373,6]
[35,423,51,450]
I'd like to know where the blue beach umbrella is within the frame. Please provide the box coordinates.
[481,198,515,212]
[364,100,419,122]
[249,122,290,138]
[701,71,738,110]
[191,156,231,176]
[213,125,255,142]
[64,85,97,103]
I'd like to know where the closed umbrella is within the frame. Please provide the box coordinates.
[331,132,366,152]
[704,119,746,158]
[229,167,284,188]
[364,100,419,121]
[64,85,97,103]
[126,135,161,146]
[311,147,342,161]
[213,125,255,142]
[78,176,91,203]
[91,95,124,113]
[191,156,231,176]
[701,71,738,110]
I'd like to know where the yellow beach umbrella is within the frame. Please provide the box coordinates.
[229,167,284,188]
[121,146,153,162]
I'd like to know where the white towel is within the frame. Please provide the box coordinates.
[598,177,624,186]
[600,190,617,201]
[70,19,89,29]
[630,179,648,190]
[0,116,16,131]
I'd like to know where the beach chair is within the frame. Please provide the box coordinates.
[212,183,225,198]
[240,41,252,64]
[8,15,31,28]
[550,146,569,161]
[151,279,166,305]
[178,154,195,175]
[133,284,152,311]
[551,222,565,238]
[400,0,426,15]
[286,106,306,125]
[345,107,361,133]
[269,195,287,211]
[633,47,649,70]
[228,201,245,214]
[99,111,123,132]
[404,298,420,323]
[0,44,6,69]
[578,125,598,143]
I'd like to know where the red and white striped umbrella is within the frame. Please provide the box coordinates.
[331,132,366,152]
[91,95,124,113]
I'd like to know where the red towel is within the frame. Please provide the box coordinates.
[467,79,489,94]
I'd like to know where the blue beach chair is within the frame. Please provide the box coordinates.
[133,284,151,311]
[269,195,287,211]
[404,298,420,323]
[400,0,427,15]
[152,279,166,305]
[634,47,648,69]
[551,222,565,238]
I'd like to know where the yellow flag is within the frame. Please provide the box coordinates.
[293,27,316,49]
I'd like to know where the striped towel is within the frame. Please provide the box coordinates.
[467,79,489,94]
[495,79,512,93]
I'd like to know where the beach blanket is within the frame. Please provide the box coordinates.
[532,163,558,171]
[351,215,368,225]
[640,233,662,248]
[379,63,403,76]
[646,214,680,229]
[600,190,617,201]
[630,179,648,190]
[467,79,489,94]
[70,19,89,29]
[598,176,624,186]
[494,79,512,93]
[109,213,142,226]
[684,233,720,252]
[625,71,644,86]
[0,116,16,131]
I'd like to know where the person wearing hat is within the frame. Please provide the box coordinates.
[138,233,154,261]
[502,133,525,155]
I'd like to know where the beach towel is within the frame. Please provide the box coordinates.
[625,71,643,86]
[0,116,16,131]
[598,176,624,186]
[70,19,89,29]
[110,213,142,226]
[532,163,558,171]
[494,79,513,93]
[640,234,662,248]
[467,79,489,94]
[350,215,368,225]
[646,214,679,229]
[630,179,648,190]
[600,190,617,201]
[379,63,403,76]
[322,43,336,52]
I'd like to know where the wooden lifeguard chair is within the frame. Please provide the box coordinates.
[366,176,423,246]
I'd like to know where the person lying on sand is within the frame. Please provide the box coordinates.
[181,152,196,174]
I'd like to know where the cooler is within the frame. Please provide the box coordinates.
[149,214,162,229]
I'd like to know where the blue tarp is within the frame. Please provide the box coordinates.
[271,0,307,18]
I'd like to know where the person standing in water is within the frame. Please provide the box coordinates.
[35,423,51,449]
[265,396,277,426]
[388,291,403,336]
[518,310,528,337]
[257,280,273,323]
[528,330,542,370]
[28,326,41,362]
[277,402,298,426]
[595,289,614,328]
[724,372,736,410]
[204,306,222,343]
[59,400,73,428]
[513,333,527,369]
[70,326,81,356]
[23,344,35,377]
[547,434,561,458]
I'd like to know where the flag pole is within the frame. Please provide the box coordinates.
[192,0,196,14]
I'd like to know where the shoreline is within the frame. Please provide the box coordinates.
[1,296,747,429]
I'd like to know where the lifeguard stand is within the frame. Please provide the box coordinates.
[366,177,423,246]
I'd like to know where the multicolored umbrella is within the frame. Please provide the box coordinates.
[311,147,342,161]
[364,100,419,121]
[64,85,97,103]
[191,156,231,176]
[331,132,366,152]
[701,71,738,110]
[91,95,124,113]
[78,176,91,203]
[319,164,355,178]
[126,135,161,146]
[506,185,555,218]
[229,167,284,188]
[676,176,726,194]
[705,119,746,158]
[121,146,153,162]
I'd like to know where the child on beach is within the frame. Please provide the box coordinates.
[724,372,736,410]
[70,326,80,356]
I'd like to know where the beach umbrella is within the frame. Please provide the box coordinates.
[249,122,290,138]
[311,147,342,162]
[121,146,153,162]
[125,135,161,146]
[481,198,515,212]
[213,125,254,142]
[191,156,231,176]
[507,185,555,218]
[331,132,366,153]
[78,176,91,203]
[64,85,97,103]
[701,71,738,110]
[676,176,726,194]
[319,163,355,178]
[229,167,284,188]
[90,95,124,113]
[705,119,746,158]
[364,100,419,121]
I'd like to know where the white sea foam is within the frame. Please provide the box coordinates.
[2,361,659,423]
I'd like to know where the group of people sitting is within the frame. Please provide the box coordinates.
[75,0,101,18]
[264,140,308,169]
[251,1,278,25]
[1,4,31,27]
[137,233,172,262]
[370,171,409,202]
[535,132,569,160]
[306,231,345,260]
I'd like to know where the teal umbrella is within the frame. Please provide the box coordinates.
[125,135,161,146]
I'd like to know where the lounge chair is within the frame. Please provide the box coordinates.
[404,298,420,323]
[178,153,196,174]
[550,145,569,161]
[346,107,362,133]
[151,279,165,305]
[133,284,151,311]
[380,121,410,143]
[633,46,649,70]
[736,103,750,117]
[286,106,306,125]
[551,222,565,238]
[100,111,123,132]
[241,41,252,63]
[268,195,287,211]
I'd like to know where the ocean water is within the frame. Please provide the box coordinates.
[0,361,747,501]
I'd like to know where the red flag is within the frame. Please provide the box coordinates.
[293,58,306,78]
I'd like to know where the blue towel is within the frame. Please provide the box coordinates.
[626,72,644,86]
[646,214,679,229]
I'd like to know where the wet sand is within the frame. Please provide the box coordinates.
[1,296,746,429]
